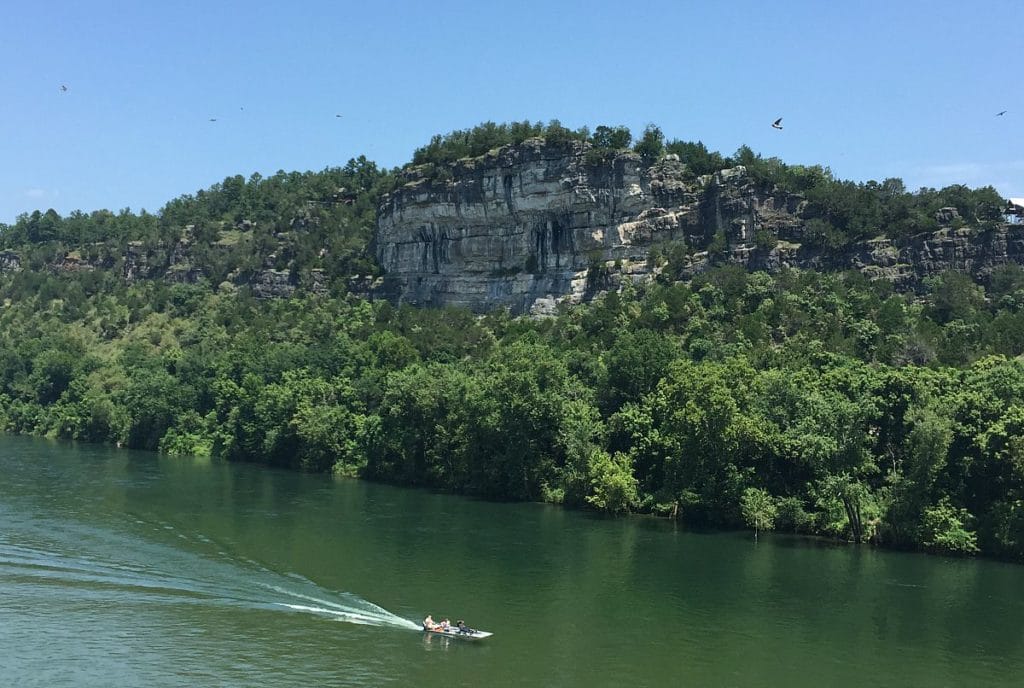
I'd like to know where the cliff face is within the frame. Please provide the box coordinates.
[375,139,790,313]
[375,139,1023,313]
[375,140,807,314]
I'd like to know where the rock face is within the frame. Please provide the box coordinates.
[251,269,296,299]
[0,250,21,273]
[375,139,804,314]
[375,139,1023,313]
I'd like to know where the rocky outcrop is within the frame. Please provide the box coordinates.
[123,242,159,282]
[251,269,296,299]
[376,139,802,313]
[0,250,21,273]
[375,139,1022,314]
[56,251,95,273]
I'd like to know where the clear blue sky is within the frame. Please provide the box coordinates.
[1,0,1021,223]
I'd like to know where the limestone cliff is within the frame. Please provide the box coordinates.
[376,139,782,313]
[375,139,1022,313]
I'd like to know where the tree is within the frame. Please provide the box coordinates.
[633,125,664,163]
[599,329,678,413]
[555,398,607,506]
[920,497,979,555]
[590,125,632,150]
[885,404,953,545]
[741,487,777,538]
[587,450,638,514]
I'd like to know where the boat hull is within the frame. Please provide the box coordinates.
[422,628,492,640]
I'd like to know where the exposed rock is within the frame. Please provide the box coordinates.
[0,250,21,273]
[375,140,1024,314]
[165,264,205,284]
[935,207,961,225]
[309,268,328,296]
[56,251,94,273]
[375,140,804,313]
[252,269,296,299]
[123,241,157,283]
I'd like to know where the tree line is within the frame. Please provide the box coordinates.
[2,264,1024,560]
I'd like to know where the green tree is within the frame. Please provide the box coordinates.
[633,124,665,163]
[587,450,638,514]
[741,487,777,538]
[920,497,979,554]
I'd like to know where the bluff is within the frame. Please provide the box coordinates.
[375,139,1023,314]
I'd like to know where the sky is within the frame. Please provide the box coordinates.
[1,0,1021,223]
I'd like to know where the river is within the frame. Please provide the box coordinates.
[1,434,1022,686]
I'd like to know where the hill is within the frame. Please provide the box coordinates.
[2,121,1023,562]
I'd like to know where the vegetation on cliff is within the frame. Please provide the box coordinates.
[0,156,392,292]
[0,121,1020,561]
[409,121,1004,251]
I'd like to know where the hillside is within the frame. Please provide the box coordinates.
[2,122,1024,562]
[0,121,1011,310]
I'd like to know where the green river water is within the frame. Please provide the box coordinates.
[1,434,1023,687]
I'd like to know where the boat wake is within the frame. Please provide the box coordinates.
[262,585,420,629]
[0,521,420,632]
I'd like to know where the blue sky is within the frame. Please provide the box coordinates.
[1,0,1021,223]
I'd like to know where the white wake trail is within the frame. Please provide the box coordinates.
[262,584,420,630]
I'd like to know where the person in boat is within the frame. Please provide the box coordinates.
[456,619,469,634]
[439,618,451,631]
[423,614,438,631]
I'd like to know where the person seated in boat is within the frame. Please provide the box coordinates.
[423,614,438,631]
[456,619,469,634]
[439,618,451,631]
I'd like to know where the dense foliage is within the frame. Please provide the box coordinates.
[0,156,392,288]
[3,263,1024,560]
[0,120,1019,562]
[410,120,591,166]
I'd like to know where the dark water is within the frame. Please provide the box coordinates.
[1,435,1022,687]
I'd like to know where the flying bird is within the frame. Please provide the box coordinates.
[996,110,1007,116]
[771,117,783,130]
[335,114,342,118]
[209,118,217,122]
[59,84,68,93]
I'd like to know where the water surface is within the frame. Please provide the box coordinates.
[1,435,1022,686]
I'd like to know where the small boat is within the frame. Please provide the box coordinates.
[422,626,492,640]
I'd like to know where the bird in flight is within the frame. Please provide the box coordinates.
[209,118,217,122]
[59,84,68,93]
[336,114,342,118]
[996,110,1007,116]
[771,117,783,130]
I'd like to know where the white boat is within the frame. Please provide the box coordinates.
[422,626,492,640]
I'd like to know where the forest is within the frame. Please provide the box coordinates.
[0,121,1021,561]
